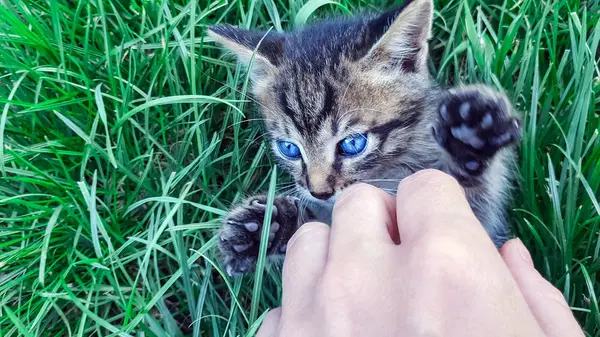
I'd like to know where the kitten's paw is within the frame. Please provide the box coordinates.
[218,195,299,276]
[433,86,522,175]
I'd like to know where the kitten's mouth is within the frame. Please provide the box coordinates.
[307,191,339,205]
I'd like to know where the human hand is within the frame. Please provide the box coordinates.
[257,169,584,337]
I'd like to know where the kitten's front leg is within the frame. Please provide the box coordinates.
[218,195,300,276]
[433,85,522,182]
[433,85,522,246]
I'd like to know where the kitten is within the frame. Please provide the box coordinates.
[208,0,522,276]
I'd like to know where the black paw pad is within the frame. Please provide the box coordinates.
[217,195,299,276]
[434,89,522,175]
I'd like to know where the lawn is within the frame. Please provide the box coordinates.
[0,0,599,336]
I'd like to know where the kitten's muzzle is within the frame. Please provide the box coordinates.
[310,190,334,200]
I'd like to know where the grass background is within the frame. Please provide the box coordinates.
[0,0,599,336]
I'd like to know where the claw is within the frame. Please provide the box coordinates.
[219,230,235,241]
[238,263,249,273]
[440,104,449,121]
[432,125,445,145]
[251,198,266,209]
[250,199,279,217]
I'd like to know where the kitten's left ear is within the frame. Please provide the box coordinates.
[207,25,285,81]
[362,0,433,73]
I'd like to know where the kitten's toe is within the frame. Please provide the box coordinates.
[244,222,259,232]
[217,195,301,276]
[223,255,254,277]
[435,86,522,175]
[480,113,493,129]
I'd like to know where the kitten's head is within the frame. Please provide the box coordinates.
[209,0,437,202]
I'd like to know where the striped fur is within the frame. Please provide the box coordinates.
[210,0,521,275]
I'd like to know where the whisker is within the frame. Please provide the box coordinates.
[363,178,403,183]
[336,74,359,118]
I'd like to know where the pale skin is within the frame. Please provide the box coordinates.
[257,169,584,337]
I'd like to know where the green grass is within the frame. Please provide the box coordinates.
[0,0,599,335]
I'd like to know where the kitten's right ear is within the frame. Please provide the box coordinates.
[361,0,433,73]
[207,25,285,81]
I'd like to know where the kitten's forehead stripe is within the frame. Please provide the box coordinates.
[309,79,338,132]
[331,118,339,135]
[278,89,305,134]
[319,81,336,120]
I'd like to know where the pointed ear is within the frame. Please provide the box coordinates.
[362,0,433,73]
[207,24,285,81]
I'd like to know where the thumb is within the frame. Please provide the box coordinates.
[501,239,584,337]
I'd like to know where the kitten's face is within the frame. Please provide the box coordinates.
[209,0,436,202]
[258,60,433,202]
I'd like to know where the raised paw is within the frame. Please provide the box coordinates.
[218,195,299,276]
[433,86,522,175]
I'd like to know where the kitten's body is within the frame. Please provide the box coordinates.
[209,0,521,275]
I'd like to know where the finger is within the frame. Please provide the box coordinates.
[256,308,281,337]
[328,183,398,255]
[281,222,330,314]
[395,169,488,245]
[501,239,585,337]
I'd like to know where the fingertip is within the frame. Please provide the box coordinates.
[501,238,534,268]
[396,169,464,196]
[501,240,585,337]
[287,221,330,252]
[333,183,386,213]
[330,183,398,246]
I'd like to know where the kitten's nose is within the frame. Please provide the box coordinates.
[310,190,334,200]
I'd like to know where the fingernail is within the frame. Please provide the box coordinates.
[515,238,533,266]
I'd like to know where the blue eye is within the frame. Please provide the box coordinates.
[277,140,302,160]
[339,133,368,157]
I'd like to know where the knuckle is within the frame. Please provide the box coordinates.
[401,169,457,189]
[397,169,464,201]
[543,280,568,303]
[414,236,474,281]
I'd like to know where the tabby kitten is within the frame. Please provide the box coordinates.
[209,0,522,276]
